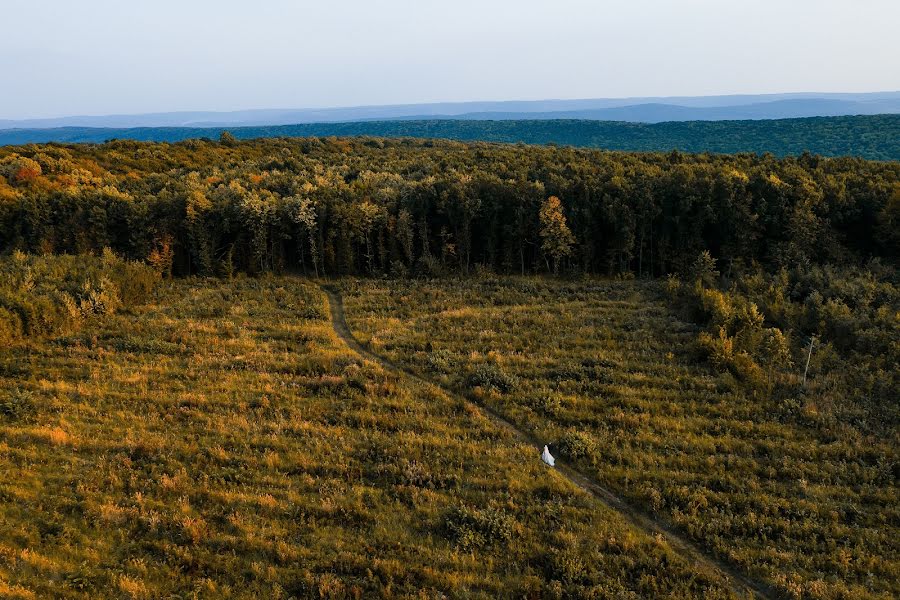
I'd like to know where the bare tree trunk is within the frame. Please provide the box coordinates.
[802,336,816,386]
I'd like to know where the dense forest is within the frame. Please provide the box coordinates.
[1,136,897,279]
[1,114,899,160]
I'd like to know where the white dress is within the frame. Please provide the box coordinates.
[541,445,555,467]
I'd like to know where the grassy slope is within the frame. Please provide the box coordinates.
[0,277,737,599]
[340,277,899,600]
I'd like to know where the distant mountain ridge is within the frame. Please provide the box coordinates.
[2,115,898,161]
[2,92,899,129]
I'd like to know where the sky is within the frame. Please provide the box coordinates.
[2,0,899,119]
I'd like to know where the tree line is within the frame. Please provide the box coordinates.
[0,136,897,278]
[2,114,898,160]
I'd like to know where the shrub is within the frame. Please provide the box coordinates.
[546,547,588,586]
[0,389,35,421]
[676,261,899,428]
[414,253,443,278]
[442,505,514,551]
[555,430,597,463]
[529,391,564,416]
[389,259,408,278]
[426,348,456,373]
[0,291,79,337]
[665,273,682,296]
[686,250,720,286]
[0,252,159,342]
[78,277,121,315]
[0,305,23,343]
[467,363,519,393]
[697,327,734,370]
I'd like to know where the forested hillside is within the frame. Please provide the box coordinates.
[2,114,899,160]
[1,136,897,278]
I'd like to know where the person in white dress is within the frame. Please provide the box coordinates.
[541,445,555,467]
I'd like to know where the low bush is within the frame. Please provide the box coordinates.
[555,430,598,463]
[671,258,899,431]
[467,362,519,393]
[442,505,514,551]
[529,390,564,416]
[546,546,589,586]
[0,388,35,421]
[426,348,456,373]
[0,305,22,343]
[0,251,159,343]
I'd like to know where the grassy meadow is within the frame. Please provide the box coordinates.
[0,268,746,598]
[339,277,899,600]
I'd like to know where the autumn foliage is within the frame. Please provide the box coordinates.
[0,137,896,278]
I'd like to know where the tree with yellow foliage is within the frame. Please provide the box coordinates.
[539,196,575,273]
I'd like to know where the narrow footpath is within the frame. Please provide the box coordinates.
[321,285,777,600]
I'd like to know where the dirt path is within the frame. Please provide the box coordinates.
[321,285,777,600]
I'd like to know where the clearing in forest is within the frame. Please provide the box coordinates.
[339,277,900,600]
[1,276,741,599]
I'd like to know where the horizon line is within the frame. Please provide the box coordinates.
[3,89,900,123]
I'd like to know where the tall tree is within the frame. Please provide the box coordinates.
[539,196,575,273]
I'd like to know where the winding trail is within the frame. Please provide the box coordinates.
[321,285,776,600]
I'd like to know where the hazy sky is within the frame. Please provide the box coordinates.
[2,0,899,119]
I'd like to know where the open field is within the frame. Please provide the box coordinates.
[340,277,900,600]
[1,275,748,599]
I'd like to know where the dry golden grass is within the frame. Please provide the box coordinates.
[341,276,899,600]
[0,276,739,598]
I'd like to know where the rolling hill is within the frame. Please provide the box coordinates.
[2,91,898,129]
[1,114,898,160]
